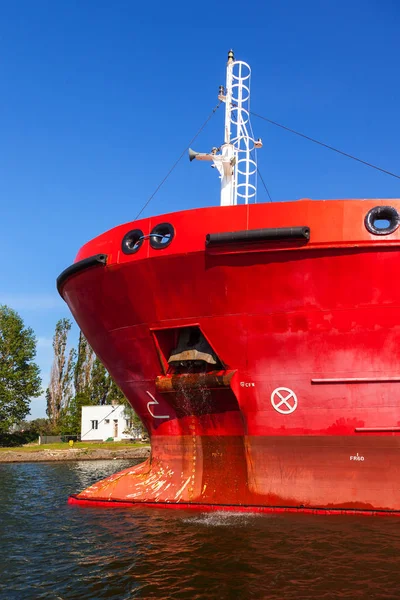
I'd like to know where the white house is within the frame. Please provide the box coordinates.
[81,405,134,442]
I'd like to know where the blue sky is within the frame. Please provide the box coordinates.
[1,1,399,418]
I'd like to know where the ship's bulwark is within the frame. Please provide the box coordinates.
[61,200,400,513]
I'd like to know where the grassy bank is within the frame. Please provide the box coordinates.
[0,441,151,463]
[0,441,149,453]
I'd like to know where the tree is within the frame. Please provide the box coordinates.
[59,392,87,435]
[122,403,148,440]
[90,357,111,405]
[46,318,76,427]
[0,305,41,432]
[88,356,125,405]
[108,375,125,404]
[74,331,94,399]
[66,353,128,434]
[18,418,58,436]
[45,322,142,436]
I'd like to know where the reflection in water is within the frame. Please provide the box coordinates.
[1,460,400,599]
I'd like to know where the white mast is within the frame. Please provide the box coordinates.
[189,50,262,206]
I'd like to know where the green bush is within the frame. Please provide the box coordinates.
[0,431,38,447]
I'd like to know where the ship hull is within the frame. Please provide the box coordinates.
[68,434,400,513]
[60,200,400,514]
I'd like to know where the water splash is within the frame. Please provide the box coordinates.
[182,510,264,527]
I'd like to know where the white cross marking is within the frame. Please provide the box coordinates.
[271,387,298,415]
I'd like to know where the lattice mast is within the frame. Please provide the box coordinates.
[189,50,262,206]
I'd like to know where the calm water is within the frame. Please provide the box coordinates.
[1,460,400,600]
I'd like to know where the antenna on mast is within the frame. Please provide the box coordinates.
[189,50,262,207]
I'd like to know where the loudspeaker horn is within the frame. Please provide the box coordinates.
[188,148,199,162]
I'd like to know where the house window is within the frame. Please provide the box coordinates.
[105,419,110,424]
[91,420,98,430]
[125,419,132,429]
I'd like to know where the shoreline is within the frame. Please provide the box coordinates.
[0,446,151,463]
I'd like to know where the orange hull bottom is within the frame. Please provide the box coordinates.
[69,435,400,514]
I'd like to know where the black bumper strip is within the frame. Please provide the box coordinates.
[57,254,108,295]
[206,226,310,246]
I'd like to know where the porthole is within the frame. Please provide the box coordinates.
[121,229,144,254]
[150,222,175,249]
[365,206,400,236]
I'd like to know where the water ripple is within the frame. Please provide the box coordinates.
[1,461,400,599]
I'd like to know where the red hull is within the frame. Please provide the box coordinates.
[59,199,400,514]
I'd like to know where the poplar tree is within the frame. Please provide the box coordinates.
[74,330,94,399]
[46,318,75,427]
[48,324,142,435]
[89,357,111,405]
[90,358,126,405]
[106,373,125,404]
[0,305,41,432]
[60,330,95,434]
